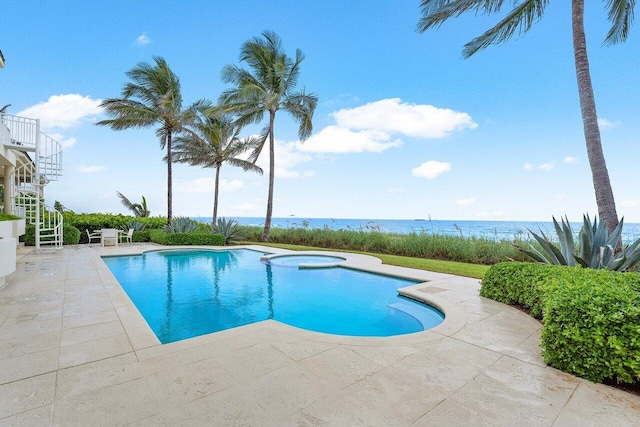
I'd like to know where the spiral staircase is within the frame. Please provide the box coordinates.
[0,114,63,249]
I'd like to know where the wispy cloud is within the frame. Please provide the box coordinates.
[455,198,476,206]
[387,187,406,193]
[563,156,578,164]
[78,165,106,173]
[17,94,102,130]
[256,139,312,178]
[523,163,533,171]
[176,178,244,193]
[299,98,476,154]
[136,33,151,45]
[598,118,621,129]
[539,163,554,171]
[412,160,451,179]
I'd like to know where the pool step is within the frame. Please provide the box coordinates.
[388,298,444,329]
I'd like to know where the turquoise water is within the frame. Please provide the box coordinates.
[103,249,444,343]
[195,217,640,243]
[265,255,345,267]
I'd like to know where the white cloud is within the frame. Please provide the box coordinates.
[176,177,244,193]
[303,170,315,177]
[523,163,533,171]
[563,156,578,164]
[455,198,476,206]
[16,94,102,130]
[412,161,451,179]
[256,140,312,178]
[555,193,567,200]
[299,126,402,153]
[620,200,640,208]
[78,165,106,173]
[539,163,554,171]
[332,98,477,138]
[227,201,261,216]
[598,118,621,129]
[136,33,151,45]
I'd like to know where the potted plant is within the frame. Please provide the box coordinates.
[0,212,26,245]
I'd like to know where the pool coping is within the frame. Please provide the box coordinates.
[97,245,468,351]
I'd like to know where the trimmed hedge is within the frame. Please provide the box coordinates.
[149,230,226,246]
[22,224,81,245]
[63,212,166,243]
[481,262,640,384]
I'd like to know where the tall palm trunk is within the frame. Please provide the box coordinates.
[572,0,619,232]
[261,110,277,241]
[212,165,221,228]
[166,128,173,225]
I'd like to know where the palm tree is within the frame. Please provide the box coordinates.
[96,56,203,224]
[116,192,150,217]
[417,0,634,233]
[218,31,318,241]
[171,110,264,227]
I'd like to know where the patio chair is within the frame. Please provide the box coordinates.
[119,228,134,246]
[86,229,101,247]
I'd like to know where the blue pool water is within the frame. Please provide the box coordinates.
[102,249,444,343]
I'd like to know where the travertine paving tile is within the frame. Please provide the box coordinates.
[58,333,133,369]
[0,372,56,418]
[56,352,142,399]
[346,343,419,367]
[248,363,334,424]
[53,377,158,426]
[60,319,125,347]
[0,330,60,359]
[0,348,59,384]
[553,380,640,426]
[215,342,293,383]
[287,392,381,426]
[300,345,383,389]
[0,403,53,427]
[160,384,275,426]
[146,357,236,409]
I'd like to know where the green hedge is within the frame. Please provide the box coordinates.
[63,212,167,243]
[481,262,640,384]
[149,230,226,246]
[22,224,81,245]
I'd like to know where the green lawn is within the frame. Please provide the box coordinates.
[239,241,489,279]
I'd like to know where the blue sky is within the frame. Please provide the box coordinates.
[2,1,638,221]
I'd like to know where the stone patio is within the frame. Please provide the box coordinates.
[1,243,639,426]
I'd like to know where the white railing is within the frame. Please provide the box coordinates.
[2,114,64,250]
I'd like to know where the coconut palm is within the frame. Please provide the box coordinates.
[218,31,318,241]
[171,110,264,227]
[116,192,150,217]
[417,0,634,233]
[96,56,203,224]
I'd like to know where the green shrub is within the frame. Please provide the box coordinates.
[481,261,640,384]
[22,224,81,245]
[0,213,21,221]
[480,262,564,318]
[63,212,166,243]
[149,230,225,246]
[541,269,640,383]
[132,231,150,242]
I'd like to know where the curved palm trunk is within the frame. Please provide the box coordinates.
[212,165,221,228]
[166,129,173,225]
[572,0,619,232]
[261,111,276,241]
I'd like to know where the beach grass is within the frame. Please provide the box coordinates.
[238,241,489,279]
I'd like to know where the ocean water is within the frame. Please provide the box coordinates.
[196,216,640,243]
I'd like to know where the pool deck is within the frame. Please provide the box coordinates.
[1,243,639,426]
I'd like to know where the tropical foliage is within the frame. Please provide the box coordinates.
[163,216,199,233]
[116,192,150,217]
[514,215,640,271]
[172,110,263,227]
[96,56,205,224]
[417,0,637,233]
[212,217,243,244]
[219,31,318,241]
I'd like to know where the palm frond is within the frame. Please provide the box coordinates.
[604,0,636,44]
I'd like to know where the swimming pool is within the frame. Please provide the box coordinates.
[103,249,444,343]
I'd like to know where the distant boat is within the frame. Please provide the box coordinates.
[414,218,426,221]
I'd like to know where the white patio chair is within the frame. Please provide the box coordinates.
[101,228,118,247]
[86,229,101,247]
[119,228,134,246]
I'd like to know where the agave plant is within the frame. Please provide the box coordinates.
[164,216,198,233]
[123,219,146,231]
[515,215,640,271]
[212,217,242,244]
